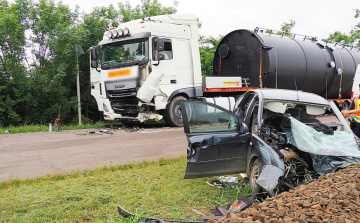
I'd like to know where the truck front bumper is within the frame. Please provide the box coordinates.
[104,111,163,123]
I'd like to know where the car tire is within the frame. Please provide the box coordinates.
[164,96,187,127]
[250,158,263,196]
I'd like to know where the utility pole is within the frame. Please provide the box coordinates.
[76,44,84,125]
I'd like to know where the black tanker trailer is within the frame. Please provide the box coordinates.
[212,29,360,108]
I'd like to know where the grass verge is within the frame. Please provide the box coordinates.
[0,156,250,222]
[0,120,166,135]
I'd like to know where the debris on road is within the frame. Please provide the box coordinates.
[104,125,122,130]
[212,163,360,223]
[124,126,142,132]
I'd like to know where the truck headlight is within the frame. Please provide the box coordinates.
[111,30,118,38]
[118,28,124,37]
[123,27,130,36]
[106,31,112,39]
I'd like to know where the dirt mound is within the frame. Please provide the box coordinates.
[213,163,360,223]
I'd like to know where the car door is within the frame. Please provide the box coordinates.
[180,100,251,179]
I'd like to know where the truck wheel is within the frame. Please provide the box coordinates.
[342,101,350,111]
[164,96,187,127]
[250,158,263,196]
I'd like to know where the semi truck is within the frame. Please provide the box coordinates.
[89,14,360,127]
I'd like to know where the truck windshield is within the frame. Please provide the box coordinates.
[102,38,149,69]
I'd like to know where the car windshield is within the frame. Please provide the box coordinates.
[101,38,149,69]
[260,100,349,133]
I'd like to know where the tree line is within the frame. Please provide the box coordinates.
[0,0,176,127]
[0,0,359,127]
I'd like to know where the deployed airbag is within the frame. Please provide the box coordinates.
[289,117,360,158]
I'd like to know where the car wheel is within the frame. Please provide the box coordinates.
[250,158,263,195]
[164,96,187,127]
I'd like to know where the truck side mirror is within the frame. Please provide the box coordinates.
[158,53,165,60]
[157,39,164,52]
[90,48,97,61]
[91,60,98,68]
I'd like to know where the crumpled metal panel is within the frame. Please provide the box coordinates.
[256,165,284,196]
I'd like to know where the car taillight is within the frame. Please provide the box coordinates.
[351,91,354,99]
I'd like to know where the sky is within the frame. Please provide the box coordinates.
[7,0,360,40]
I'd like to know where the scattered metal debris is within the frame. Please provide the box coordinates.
[104,125,122,130]
[125,126,143,132]
[212,196,254,217]
[117,204,206,223]
[74,124,170,136]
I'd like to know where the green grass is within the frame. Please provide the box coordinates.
[0,156,250,222]
[0,120,166,135]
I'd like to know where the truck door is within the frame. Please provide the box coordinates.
[152,38,177,87]
[90,46,103,111]
[180,100,251,179]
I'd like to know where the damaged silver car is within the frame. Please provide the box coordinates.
[180,89,360,197]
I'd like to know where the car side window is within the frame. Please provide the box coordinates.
[183,101,239,133]
[153,38,173,60]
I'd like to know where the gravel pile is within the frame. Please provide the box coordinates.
[212,163,360,223]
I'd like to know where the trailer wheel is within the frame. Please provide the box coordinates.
[342,101,350,111]
[164,96,187,127]
[250,158,263,196]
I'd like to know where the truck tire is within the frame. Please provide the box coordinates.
[164,96,187,127]
[341,101,350,111]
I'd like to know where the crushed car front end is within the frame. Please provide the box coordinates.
[180,89,360,198]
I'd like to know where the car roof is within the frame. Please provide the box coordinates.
[251,89,330,105]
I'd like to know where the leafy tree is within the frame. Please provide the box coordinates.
[23,0,87,124]
[0,0,28,126]
[327,31,354,44]
[0,0,179,127]
[265,20,296,37]
[199,35,222,76]
[280,20,296,34]
[327,9,360,46]
[118,0,178,23]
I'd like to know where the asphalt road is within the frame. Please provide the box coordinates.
[0,127,187,183]
[0,115,349,183]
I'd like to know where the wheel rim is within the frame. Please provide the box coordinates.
[342,101,349,111]
[174,103,182,121]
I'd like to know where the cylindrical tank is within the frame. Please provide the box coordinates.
[213,29,360,99]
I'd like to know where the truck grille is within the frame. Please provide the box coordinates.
[106,88,137,98]
[110,96,140,117]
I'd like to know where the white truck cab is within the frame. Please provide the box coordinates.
[89,14,203,126]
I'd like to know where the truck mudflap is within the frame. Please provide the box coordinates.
[255,165,284,196]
